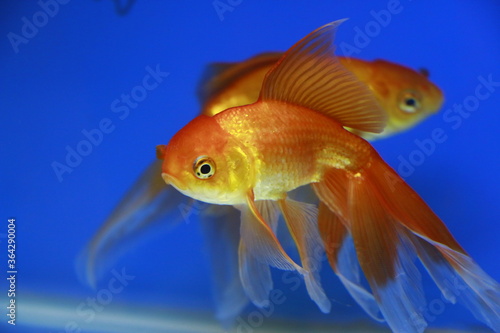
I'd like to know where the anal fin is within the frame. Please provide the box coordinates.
[236,197,303,307]
[279,198,331,313]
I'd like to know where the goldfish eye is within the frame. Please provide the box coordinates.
[398,90,422,113]
[193,156,215,179]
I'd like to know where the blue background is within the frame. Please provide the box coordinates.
[1,1,499,332]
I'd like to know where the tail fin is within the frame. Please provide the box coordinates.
[318,202,384,322]
[313,154,500,332]
[77,160,190,288]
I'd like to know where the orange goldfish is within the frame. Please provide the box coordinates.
[79,43,444,285]
[80,21,450,328]
[199,52,443,139]
[156,20,499,332]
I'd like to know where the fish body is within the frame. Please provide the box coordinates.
[158,20,500,333]
[162,103,370,204]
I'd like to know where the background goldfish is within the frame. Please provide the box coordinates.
[199,52,443,139]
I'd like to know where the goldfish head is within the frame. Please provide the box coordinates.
[157,115,253,205]
[369,60,444,137]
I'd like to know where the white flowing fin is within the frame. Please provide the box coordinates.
[278,198,331,313]
[200,205,248,325]
[77,160,189,288]
[413,235,500,331]
[315,152,500,332]
[335,236,384,322]
[255,200,281,233]
[238,240,273,308]
[318,202,382,321]
[349,174,427,333]
[314,166,427,332]
[237,200,281,308]
[361,155,500,332]
[237,192,303,272]
[369,234,427,333]
[290,178,407,325]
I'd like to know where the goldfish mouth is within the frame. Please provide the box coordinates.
[161,173,241,205]
[161,173,186,191]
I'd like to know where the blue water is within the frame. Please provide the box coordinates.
[1,1,499,332]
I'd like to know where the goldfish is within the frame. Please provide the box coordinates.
[199,52,443,139]
[79,21,453,329]
[156,19,500,332]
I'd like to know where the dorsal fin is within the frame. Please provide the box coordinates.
[197,52,283,107]
[260,19,387,133]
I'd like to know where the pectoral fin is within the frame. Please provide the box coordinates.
[237,198,298,308]
[238,192,303,272]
